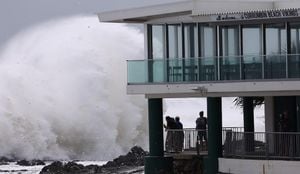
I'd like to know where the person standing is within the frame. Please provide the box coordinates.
[164,116,177,152]
[175,116,184,152]
[196,111,207,151]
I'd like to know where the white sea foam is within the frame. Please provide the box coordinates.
[0,16,147,160]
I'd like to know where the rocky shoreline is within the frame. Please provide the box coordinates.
[0,146,147,174]
[40,146,147,174]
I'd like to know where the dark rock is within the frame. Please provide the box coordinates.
[0,156,14,163]
[39,161,102,174]
[0,169,28,172]
[0,162,9,165]
[103,146,148,168]
[85,164,103,173]
[17,159,45,166]
[39,146,148,174]
[0,157,13,165]
[40,161,64,174]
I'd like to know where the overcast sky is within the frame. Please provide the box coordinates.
[0,0,183,47]
[0,0,265,130]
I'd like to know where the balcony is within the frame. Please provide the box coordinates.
[127,54,300,84]
[165,128,300,160]
[127,54,300,97]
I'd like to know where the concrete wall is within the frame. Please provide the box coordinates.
[219,158,300,174]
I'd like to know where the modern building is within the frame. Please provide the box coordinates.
[99,0,300,173]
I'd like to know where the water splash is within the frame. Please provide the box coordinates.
[0,15,147,160]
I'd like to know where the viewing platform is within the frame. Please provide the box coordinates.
[165,127,300,174]
[126,55,300,97]
[165,127,300,160]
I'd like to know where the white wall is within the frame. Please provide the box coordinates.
[219,158,300,174]
[192,0,300,16]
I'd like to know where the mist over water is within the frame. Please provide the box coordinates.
[0,16,147,161]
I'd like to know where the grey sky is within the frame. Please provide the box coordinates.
[0,0,180,46]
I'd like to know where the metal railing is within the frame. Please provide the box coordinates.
[223,130,300,159]
[165,129,207,153]
[165,127,300,160]
[165,128,242,154]
[222,127,244,133]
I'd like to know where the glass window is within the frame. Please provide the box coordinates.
[265,23,286,79]
[184,24,198,58]
[199,25,217,81]
[167,25,183,82]
[220,26,240,80]
[222,26,240,56]
[290,23,300,54]
[266,23,286,55]
[242,25,262,55]
[242,25,262,79]
[152,25,165,59]
[150,25,165,82]
[289,23,300,78]
[200,26,216,58]
[183,24,198,81]
[168,25,182,59]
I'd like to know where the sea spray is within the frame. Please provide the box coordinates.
[0,15,147,160]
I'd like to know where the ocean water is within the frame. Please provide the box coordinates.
[0,161,134,174]
[0,162,45,174]
[0,15,147,161]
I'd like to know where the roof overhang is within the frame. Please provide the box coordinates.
[98,1,193,23]
[98,0,300,24]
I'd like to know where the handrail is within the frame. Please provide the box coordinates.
[223,130,300,159]
[164,128,300,160]
[165,129,207,154]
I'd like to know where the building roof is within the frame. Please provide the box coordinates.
[98,1,192,23]
[98,0,300,23]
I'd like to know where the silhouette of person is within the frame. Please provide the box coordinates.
[175,116,184,152]
[164,116,177,152]
[196,111,207,150]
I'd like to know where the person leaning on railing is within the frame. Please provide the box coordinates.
[164,116,177,152]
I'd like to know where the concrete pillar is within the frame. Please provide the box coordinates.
[243,97,254,132]
[147,98,164,156]
[265,96,275,154]
[243,97,254,152]
[207,97,222,174]
[144,98,173,174]
[265,96,275,133]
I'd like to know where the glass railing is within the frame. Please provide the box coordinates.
[127,54,300,84]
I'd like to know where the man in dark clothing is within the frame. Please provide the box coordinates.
[175,116,184,152]
[196,111,207,151]
[175,116,183,129]
[164,116,177,152]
